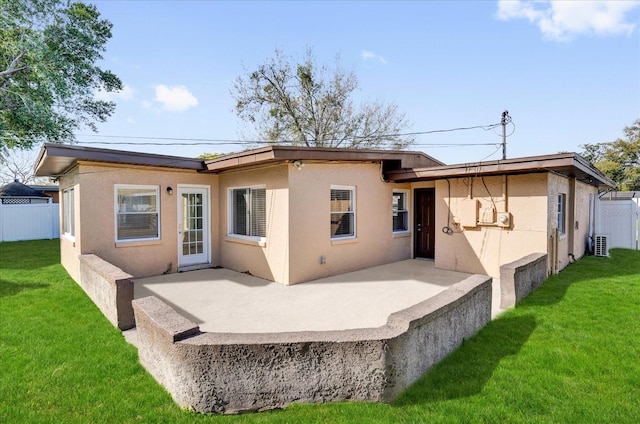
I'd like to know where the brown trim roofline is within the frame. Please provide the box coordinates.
[385,152,615,189]
[34,143,206,177]
[203,145,444,173]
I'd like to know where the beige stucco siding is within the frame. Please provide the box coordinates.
[59,169,81,281]
[287,162,412,284]
[60,162,218,279]
[547,173,570,273]
[218,164,289,284]
[430,174,549,278]
[546,173,597,273]
[216,162,412,285]
[573,180,596,259]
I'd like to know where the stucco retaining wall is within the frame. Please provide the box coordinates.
[132,274,492,414]
[500,252,547,309]
[79,254,135,330]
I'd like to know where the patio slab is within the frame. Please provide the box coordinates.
[134,259,501,334]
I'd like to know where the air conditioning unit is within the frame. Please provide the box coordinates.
[594,235,609,257]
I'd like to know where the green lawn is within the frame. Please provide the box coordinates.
[1,240,639,423]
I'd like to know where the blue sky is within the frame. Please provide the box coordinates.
[84,0,640,165]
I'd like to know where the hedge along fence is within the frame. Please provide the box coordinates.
[132,274,493,414]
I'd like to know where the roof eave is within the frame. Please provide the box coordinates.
[34,143,206,177]
[385,153,616,189]
[204,145,444,173]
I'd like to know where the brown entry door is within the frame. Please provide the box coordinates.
[414,188,435,259]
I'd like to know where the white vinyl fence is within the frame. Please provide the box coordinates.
[595,198,639,251]
[0,202,60,242]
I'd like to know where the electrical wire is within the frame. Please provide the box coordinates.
[1,121,504,147]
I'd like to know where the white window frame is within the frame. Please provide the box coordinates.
[392,190,409,233]
[114,184,160,243]
[557,193,566,235]
[330,185,356,240]
[227,186,267,242]
[63,187,75,239]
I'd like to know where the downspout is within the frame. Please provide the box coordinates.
[550,228,558,274]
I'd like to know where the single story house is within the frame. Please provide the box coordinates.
[34,143,614,286]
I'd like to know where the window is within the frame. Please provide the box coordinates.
[63,187,75,238]
[229,187,266,239]
[557,193,566,234]
[330,186,355,239]
[115,185,160,242]
[392,191,409,232]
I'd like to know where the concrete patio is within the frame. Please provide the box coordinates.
[133,259,503,334]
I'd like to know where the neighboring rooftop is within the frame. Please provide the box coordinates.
[0,180,51,198]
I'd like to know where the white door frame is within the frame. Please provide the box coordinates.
[177,185,211,268]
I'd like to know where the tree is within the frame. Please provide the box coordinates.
[232,49,414,149]
[197,152,225,160]
[581,119,640,191]
[1,0,122,152]
[0,148,50,185]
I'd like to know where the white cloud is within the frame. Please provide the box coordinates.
[361,50,388,64]
[496,0,640,41]
[94,84,135,102]
[152,84,198,112]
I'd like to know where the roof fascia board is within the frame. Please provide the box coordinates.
[35,143,205,176]
[385,154,615,188]
[204,145,442,173]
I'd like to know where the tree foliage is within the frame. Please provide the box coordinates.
[581,119,640,191]
[232,49,414,149]
[0,0,122,152]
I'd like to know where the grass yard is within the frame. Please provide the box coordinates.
[1,240,639,423]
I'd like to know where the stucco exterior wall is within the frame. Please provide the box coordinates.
[573,180,596,259]
[59,170,81,282]
[218,164,290,284]
[430,174,549,278]
[216,162,412,285]
[547,173,570,273]
[546,174,597,273]
[61,162,218,280]
[287,162,412,284]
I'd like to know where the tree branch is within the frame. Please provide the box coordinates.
[0,50,30,81]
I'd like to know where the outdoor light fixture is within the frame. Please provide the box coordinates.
[293,160,304,171]
[166,186,173,195]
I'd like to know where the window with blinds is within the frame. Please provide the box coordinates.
[229,187,266,239]
[115,185,160,242]
[330,186,355,239]
[63,187,75,238]
[557,193,566,235]
[392,190,409,232]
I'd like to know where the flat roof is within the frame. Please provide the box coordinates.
[34,144,615,189]
[203,145,444,173]
[384,152,616,189]
[34,143,206,177]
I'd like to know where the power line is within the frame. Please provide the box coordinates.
[65,122,503,147]
[71,140,501,147]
